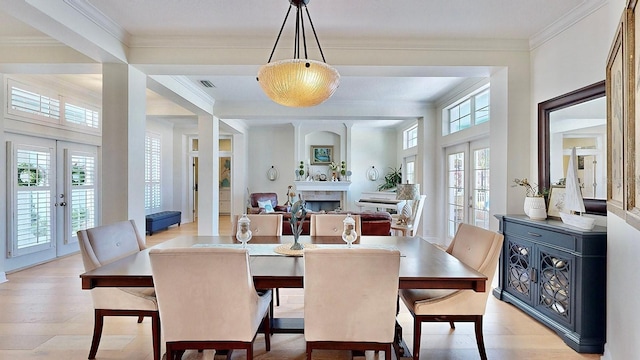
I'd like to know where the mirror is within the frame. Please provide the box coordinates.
[538,80,607,216]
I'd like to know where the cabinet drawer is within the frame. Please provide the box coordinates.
[504,221,575,251]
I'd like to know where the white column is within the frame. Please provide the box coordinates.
[101,64,147,229]
[197,114,219,235]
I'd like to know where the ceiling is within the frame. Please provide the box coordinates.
[0,0,603,127]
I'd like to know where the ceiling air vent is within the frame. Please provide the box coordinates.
[199,80,215,88]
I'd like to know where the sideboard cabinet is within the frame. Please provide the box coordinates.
[493,215,606,353]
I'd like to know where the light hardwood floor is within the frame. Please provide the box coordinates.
[0,218,601,359]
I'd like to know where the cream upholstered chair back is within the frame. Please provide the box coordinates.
[77,219,146,272]
[310,214,362,236]
[76,220,159,360]
[304,247,401,343]
[231,214,283,236]
[149,247,271,343]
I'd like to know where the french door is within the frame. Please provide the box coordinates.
[445,138,490,238]
[6,134,98,270]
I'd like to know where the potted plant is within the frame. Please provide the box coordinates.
[513,178,547,220]
[377,165,402,191]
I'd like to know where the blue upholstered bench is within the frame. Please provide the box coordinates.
[146,211,181,235]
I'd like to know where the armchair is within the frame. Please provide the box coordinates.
[77,220,160,360]
[248,192,289,214]
[398,223,504,360]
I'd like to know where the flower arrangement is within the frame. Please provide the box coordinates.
[329,161,339,171]
[513,178,547,197]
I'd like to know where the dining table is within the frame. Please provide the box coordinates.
[80,235,487,360]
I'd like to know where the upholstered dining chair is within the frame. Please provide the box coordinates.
[77,220,160,360]
[310,214,362,237]
[231,214,283,237]
[304,248,401,360]
[149,247,271,360]
[232,214,284,307]
[398,223,504,360]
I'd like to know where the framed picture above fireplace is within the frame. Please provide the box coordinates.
[310,145,333,165]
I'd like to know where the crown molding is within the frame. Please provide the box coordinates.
[0,36,63,46]
[63,0,131,45]
[529,0,607,50]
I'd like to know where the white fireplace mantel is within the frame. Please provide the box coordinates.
[294,181,351,192]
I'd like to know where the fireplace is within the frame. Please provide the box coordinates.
[294,181,351,211]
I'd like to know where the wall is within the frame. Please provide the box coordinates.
[531,2,640,359]
[247,124,295,200]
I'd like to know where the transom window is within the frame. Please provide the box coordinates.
[403,125,418,149]
[444,88,490,135]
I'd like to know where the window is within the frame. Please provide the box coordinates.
[404,155,416,184]
[145,133,161,211]
[445,87,490,135]
[8,79,101,133]
[472,147,490,229]
[12,146,54,256]
[10,85,60,121]
[403,125,418,149]
[446,151,465,237]
[64,102,100,129]
[70,153,97,234]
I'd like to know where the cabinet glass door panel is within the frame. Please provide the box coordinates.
[536,246,574,326]
[505,238,534,302]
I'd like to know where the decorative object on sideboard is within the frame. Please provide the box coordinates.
[267,165,279,181]
[558,147,595,230]
[256,0,340,107]
[396,183,420,226]
[513,178,547,220]
[377,165,402,191]
[236,214,252,248]
[289,198,308,250]
[366,166,379,181]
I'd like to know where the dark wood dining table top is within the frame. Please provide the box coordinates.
[80,235,487,292]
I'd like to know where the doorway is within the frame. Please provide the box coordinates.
[6,134,98,270]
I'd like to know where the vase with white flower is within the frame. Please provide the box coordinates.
[513,178,547,220]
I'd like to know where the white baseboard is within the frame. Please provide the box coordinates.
[600,343,611,360]
[0,272,7,284]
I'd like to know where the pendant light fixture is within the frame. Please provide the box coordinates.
[257,0,340,107]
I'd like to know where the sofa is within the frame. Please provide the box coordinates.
[264,211,392,236]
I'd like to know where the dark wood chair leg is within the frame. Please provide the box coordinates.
[413,317,421,360]
[449,321,455,329]
[151,312,161,360]
[275,288,280,306]
[88,309,104,359]
[166,343,173,360]
[263,310,271,351]
[385,344,392,360]
[474,315,487,360]
[137,315,144,323]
